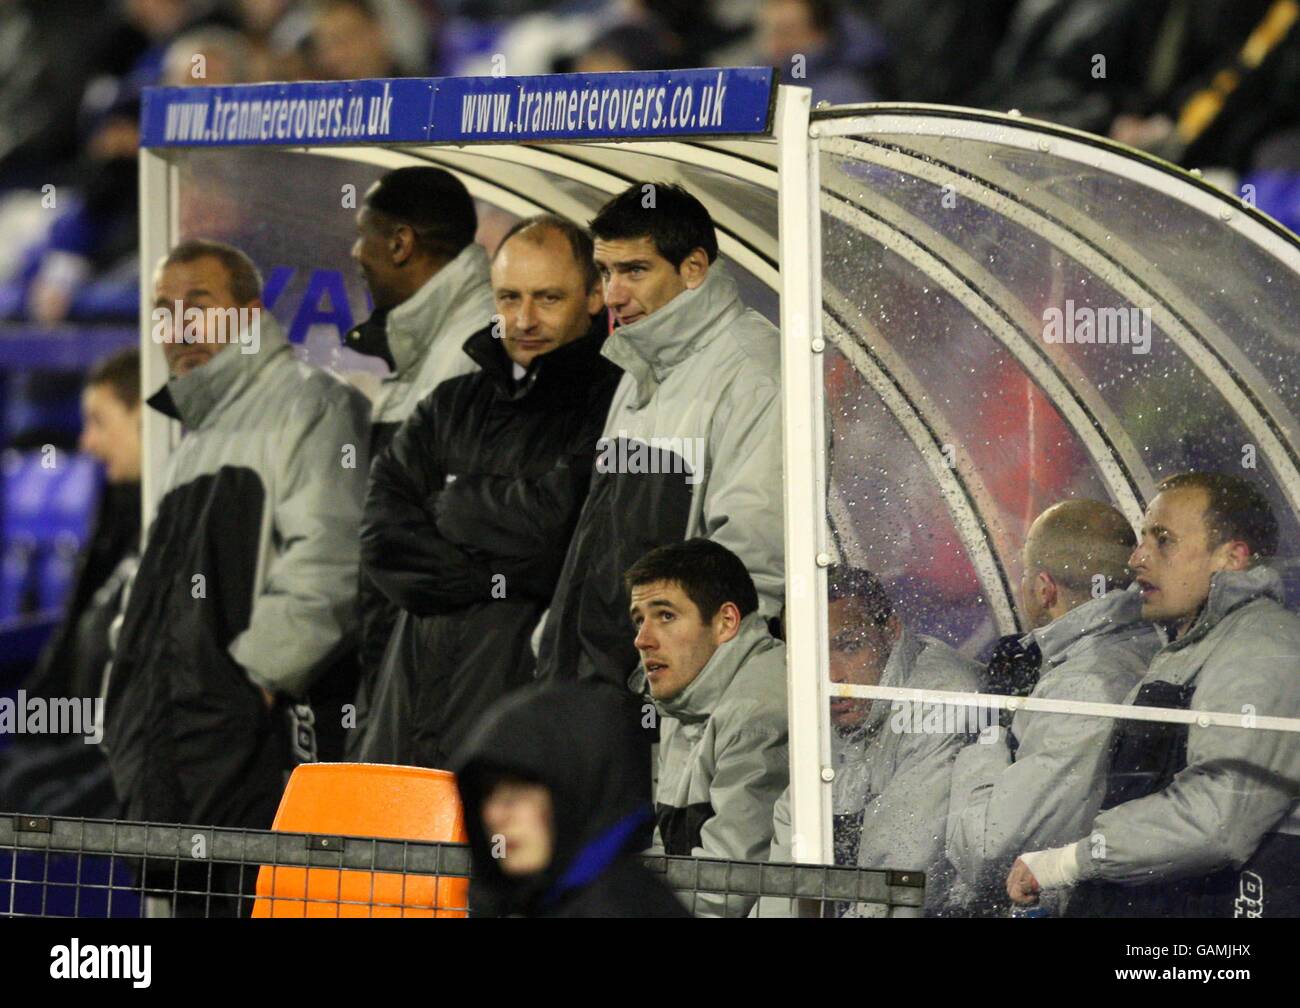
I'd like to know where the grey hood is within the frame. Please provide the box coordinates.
[602,264,746,409]
[655,611,779,726]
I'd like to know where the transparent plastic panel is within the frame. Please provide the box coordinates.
[817,132,1300,917]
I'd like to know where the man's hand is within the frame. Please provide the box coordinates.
[1007,856,1041,906]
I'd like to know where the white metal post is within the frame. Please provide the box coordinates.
[775,87,832,870]
[137,147,177,532]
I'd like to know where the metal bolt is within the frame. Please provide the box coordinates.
[820,767,835,782]
[815,552,831,567]
[811,337,825,352]
[809,124,821,138]
[1197,714,1211,728]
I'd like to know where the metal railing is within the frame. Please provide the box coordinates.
[1,813,924,918]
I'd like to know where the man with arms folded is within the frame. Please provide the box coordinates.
[1007,473,1300,917]
[627,538,787,918]
[947,500,1161,915]
[355,215,620,768]
[536,182,783,689]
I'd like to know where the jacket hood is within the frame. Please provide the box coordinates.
[1022,582,1154,666]
[462,311,614,408]
[452,680,655,915]
[601,263,744,408]
[345,243,492,374]
[147,313,290,428]
[1165,563,1286,650]
[655,611,777,724]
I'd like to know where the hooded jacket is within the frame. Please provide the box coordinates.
[354,318,621,769]
[102,317,370,828]
[536,264,784,687]
[947,586,1161,910]
[654,611,788,917]
[454,680,687,917]
[347,243,496,727]
[1072,565,1300,887]
[771,627,981,915]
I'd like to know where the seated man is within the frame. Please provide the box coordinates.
[771,566,983,916]
[947,500,1161,915]
[627,538,788,917]
[454,680,687,918]
[1008,473,1300,917]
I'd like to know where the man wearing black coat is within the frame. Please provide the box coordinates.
[355,214,621,768]
[454,679,688,917]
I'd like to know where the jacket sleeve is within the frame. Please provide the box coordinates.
[691,714,789,918]
[701,377,785,618]
[360,390,499,615]
[1077,638,1300,885]
[229,385,370,698]
[948,676,1121,894]
[432,397,605,592]
[855,701,969,888]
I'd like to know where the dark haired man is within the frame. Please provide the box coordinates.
[1008,473,1300,917]
[103,239,369,854]
[768,565,982,916]
[355,215,620,768]
[947,500,1160,914]
[345,166,495,732]
[0,348,142,819]
[537,182,783,690]
[626,538,787,917]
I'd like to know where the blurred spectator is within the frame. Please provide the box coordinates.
[769,565,982,916]
[307,0,429,79]
[355,215,620,768]
[235,0,314,80]
[948,500,1160,916]
[535,182,784,688]
[341,167,494,744]
[161,25,254,86]
[755,0,884,105]
[454,679,687,917]
[573,22,680,73]
[628,538,788,917]
[0,347,142,820]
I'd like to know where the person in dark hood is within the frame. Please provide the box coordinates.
[354,214,620,769]
[454,680,688,918]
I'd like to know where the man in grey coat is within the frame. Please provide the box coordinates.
[536,182,783,689]
[947,500,1161,915]
[626,539,788,918]
[770,566,983,916]
[1008,473,1300,917]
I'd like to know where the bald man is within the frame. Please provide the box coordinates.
[946,500,1162,915]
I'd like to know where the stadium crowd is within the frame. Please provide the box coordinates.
[3,0,1300,321]
[0,0,1298,918]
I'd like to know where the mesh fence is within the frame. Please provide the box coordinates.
[0,813,924,918]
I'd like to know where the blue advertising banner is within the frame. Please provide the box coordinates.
[140,68,776,148]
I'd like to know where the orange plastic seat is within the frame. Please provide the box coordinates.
[252,763,469,918]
